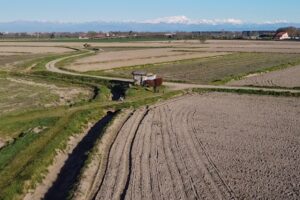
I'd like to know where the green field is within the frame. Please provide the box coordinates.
[0,75,93,116]
[88,52,300,84]
[0,54,47,71]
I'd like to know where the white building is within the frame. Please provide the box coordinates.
[274,32,290,40]
[132,71,157,85]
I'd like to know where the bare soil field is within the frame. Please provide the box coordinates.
[228,65,300,88]
[65,48,228,72]
[0,40,300,52]
[0,46,74,71]
[181,47,300,53]
[0,46,74,54]
[179,40,300,53]
[93,93,300,200]
[0,52,30,56]
[1,40,300,53]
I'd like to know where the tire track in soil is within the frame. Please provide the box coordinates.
[94,108,147,200]
[126,110,155,200]
[125,112,145,200]
[163,105,210,200]
[165,99,235,199]
[159,106,190,200]
[88,111,133,200]
[93,95,236,200]
[189,109,237,199]
[148,108,176,200]
[168,104,214,199]
[120,110,149,199]
[93,110,132,200]
[179,105,225,199]
[120,109,150,200]
[140,112,155,200]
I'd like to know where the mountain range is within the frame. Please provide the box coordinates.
[0,16,299,32]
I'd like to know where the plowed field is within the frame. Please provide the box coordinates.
[94,93,300,200]
[228,65,300,88]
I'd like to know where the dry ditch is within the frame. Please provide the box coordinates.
[24,111,116,200]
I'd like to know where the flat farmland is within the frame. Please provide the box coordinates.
[0,46,74,54]
[64,48,229,71]
[0,45,75,71]
[1,40,300,52]
[94,52,300,84]
[179,40,300,53]
[0,54,44,68]
[228,65,300,88]
[1,39,300,200]
[0,76,92,116]
[93,93,300,200]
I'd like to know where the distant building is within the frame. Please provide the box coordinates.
[164,33,176,38]
[274,32,290,40]
[93,34,106,39]
[132,71,157,85]
[79,33,109,39]
[242,31,259,39]
[79,34,89,39]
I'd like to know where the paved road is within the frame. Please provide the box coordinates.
[45,51,300,94]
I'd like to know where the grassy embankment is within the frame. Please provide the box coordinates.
[0,54,52,72]
[192,88,300,97]
[0,73,107,199]
[0,50,110,199]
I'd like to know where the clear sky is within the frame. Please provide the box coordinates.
[1,0,300,23]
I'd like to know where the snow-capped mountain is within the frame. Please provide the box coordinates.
[0,16,298,32]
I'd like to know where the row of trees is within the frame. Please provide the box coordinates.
[276,27,300,37]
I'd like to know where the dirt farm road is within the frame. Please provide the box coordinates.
[45,51,300,94]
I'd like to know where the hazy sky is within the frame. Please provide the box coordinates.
[1,0,300,23]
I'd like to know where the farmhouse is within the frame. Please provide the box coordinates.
[274,32,290,40]
[132,71,157,85]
